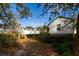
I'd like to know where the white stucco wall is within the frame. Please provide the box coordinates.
[49,18,74,34]
[21,28,40,34]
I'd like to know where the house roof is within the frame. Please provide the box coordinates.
[48,16,73,26]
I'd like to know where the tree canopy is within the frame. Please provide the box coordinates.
[39,3,79,20]
[38,3,78,31]
[0,3,31,32]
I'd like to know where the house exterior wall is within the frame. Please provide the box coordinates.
[21,28,40,34]
[49,18,74,34]
[21,29,32,34]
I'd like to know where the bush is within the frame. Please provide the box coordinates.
[53,36,74,56]
[0,33,18,47]
[38,32,51,43]
[38,33,74,56]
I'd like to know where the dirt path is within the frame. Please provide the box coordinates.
[14,40,58,56]
[0,35,58,56]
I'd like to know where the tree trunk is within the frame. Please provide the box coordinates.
[74,14,79,55]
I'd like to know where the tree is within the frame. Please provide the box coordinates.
[0,24,3,28]
[37,25,49,34]
[0,3,31,31]
[39,4,78,18]
[39,3,78,55]
[74,14,79,55]
[26,26,34,29]
[0,3,32,45]
[39,3,78,29]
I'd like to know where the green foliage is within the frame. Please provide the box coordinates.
[53,36,73,56]
[39,3,77,30]
[37,34,74,55]
[54,43,72,55]
[40,3,79,19]
[26,26,34,30]
[37,25,49,34]
[0,3,31,33]
[0,33,17,47]
[38,33,53,43]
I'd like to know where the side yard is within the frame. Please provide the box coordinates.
[0,33,75,56]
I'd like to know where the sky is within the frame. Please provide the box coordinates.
[0,3,79,28]
[19,3,49,28]
[19,3,79,28]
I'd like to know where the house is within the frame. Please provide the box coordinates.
[48,16,76,34]
[21,27,40,35]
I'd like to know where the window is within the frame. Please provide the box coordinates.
[57,24,62,31]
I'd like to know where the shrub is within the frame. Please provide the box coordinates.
[38,32,51,42]
[38,34,74,56]
[53,36,74,56]
[0,33,18,47]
